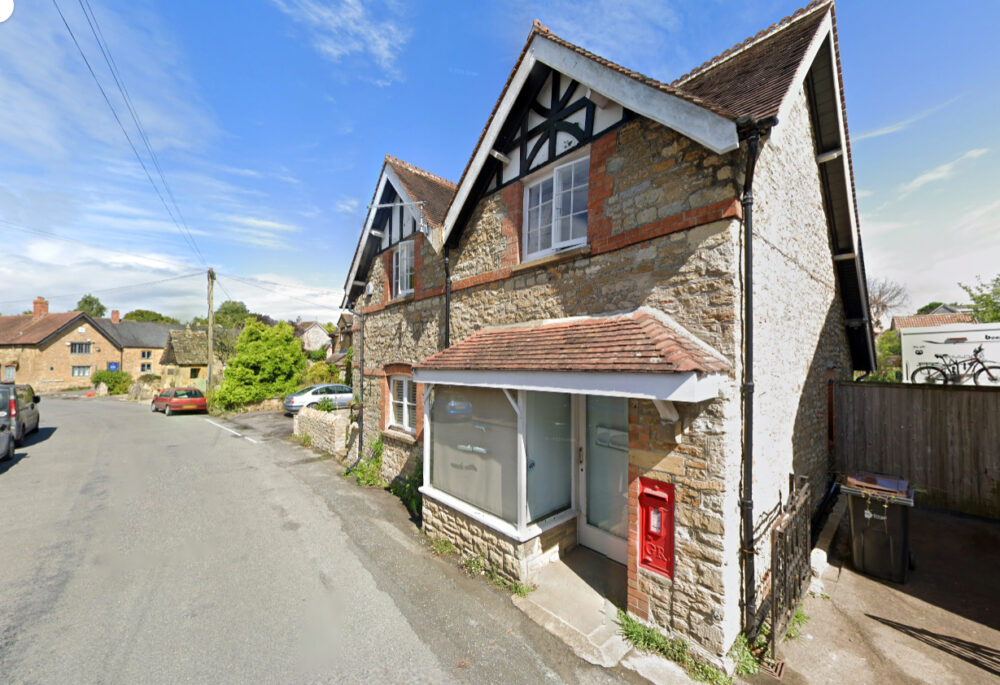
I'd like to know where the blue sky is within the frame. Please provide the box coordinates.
[0,0,996,321]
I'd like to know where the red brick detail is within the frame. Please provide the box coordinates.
[381,250,393,305]
[412,234,425,298]
[591,198,742,255]
[451,267,513,293]
[500,182,523,267]
[626,465,649,619]
[586,130,618,249]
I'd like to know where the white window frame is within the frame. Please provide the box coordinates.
[523,155,590,261]
[419,384,579,543]
[140,363,152,373]
[141,350,152,359]
[390,375,417,433]
[3,365,14,381]
[72,365,91,377]
[70,342,92,354]
[392,240,414,298]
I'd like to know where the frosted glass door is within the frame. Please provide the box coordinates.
[578,396,628,563]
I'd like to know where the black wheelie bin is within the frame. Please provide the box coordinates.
[842,471,914,583]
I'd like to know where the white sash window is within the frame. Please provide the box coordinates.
[393,240,414,297]
[524,157,589,260]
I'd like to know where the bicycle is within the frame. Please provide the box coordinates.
[910,345,1000,386]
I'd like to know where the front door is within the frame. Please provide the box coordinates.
[578,396,629,564]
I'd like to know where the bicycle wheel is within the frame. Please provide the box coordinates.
[974,365,1000,387]
[910,366,947,384]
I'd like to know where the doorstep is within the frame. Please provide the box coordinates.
[513,547,631,667]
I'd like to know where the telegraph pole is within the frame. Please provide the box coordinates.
[207,268,215,388]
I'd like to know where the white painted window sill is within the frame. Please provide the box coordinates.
[513,244,591,273]
[419,485,577,543]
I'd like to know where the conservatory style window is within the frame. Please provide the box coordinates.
[524,156,589,260]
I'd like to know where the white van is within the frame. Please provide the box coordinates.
[900,322,1000,384]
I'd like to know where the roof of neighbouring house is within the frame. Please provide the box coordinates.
[384,155,456,229]
[293,321,329,336]
[891,313,976,330]
[0,311,117,347]
[160,329,210,366]
[416,308,729,375]
[95,319,182,348]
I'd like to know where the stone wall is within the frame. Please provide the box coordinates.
[626,394,743,660]
[293,407,350,455]
[748,85,853,590]
[422,498,577,584]
[0,321,122,392]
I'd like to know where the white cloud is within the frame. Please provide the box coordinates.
[227,216,300,232]
[898,148,988,198]
[335,198,361,213]
[855,96,961,142]
[270,0,411,82]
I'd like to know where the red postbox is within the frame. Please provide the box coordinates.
[639,477,674,578]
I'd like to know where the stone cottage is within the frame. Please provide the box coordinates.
[341,0,873,666]
[160,328,217,390]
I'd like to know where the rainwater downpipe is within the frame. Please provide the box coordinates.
[444,246,451,348]
[355,303,365,467]
[738,115,775,631]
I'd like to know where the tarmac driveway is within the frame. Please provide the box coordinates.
[758,506,1000,685]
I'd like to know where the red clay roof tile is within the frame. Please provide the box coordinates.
[417,309,729,375]
[890,314,975,330]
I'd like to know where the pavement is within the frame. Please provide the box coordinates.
[748,504,1000,685]
[0,396,647,684]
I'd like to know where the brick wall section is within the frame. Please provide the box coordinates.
[499,181,523,267]
[293,407,350,454]
[423,499,577,584]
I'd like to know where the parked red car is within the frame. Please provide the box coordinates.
[151,387,207,415]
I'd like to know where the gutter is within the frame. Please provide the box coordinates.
[736,114,777,633]
[444,246,451,348]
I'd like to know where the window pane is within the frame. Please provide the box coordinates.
[572,187,587,214]
[556,164,573,193]
[571,212,588,240]
[528,184,540,208]
[430,386,518,523]
[393,379,403,403]
[393,400,403,425]
[540,200,552,231]
[526,392,572,522]
[557,216,571,243]
[573,158,590,185]
[540,178,553,204]
[539,220,552,251]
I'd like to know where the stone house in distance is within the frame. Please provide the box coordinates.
[342,0,873,666]
[160,328,216,390]
[294,321,334,353]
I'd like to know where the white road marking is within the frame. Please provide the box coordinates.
[205,419,259,444]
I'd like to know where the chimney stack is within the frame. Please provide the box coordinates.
[32,296,48,320]
[111,310,120,324]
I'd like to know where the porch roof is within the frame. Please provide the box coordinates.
[417,308,729,376]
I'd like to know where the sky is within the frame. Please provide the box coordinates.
[0,0,996,322]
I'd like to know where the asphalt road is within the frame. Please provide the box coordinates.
[0,397,637,684]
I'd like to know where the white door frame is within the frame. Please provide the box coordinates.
[576,395,628,564]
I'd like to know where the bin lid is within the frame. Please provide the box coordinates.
[845,471,911,498]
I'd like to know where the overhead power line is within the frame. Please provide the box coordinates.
[217,272,343,315]
[0,271,203,307]
[51,0,208,267]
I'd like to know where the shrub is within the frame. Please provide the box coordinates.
[214,320,306,409]
[137,374,161,384]
[313,397,338,412]
[308,348,328,362]
[303,361,335,385]
[347,434,385,487]
[389,462,422,517]
[92,370,132,395]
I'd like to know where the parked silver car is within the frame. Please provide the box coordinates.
[283,384,353,413]
[0,383,40,447]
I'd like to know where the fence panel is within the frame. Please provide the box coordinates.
[833,382,1000,519]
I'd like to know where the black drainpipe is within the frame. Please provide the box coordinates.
[737,115,776,632]
[355,302,365,467]
[443,246,451,348]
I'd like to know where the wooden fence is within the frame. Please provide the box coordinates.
[832,382,1000,519]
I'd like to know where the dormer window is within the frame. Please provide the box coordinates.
[524,156,589,260]
[393,240,414,297]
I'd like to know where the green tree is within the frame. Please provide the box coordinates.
[214,300,255,329]
[76,293,107,318]
[916,301,944,315]
[123,309,180,324]
[214,320,306,409]
[960,275,1000,323]
[876,330,901,366]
